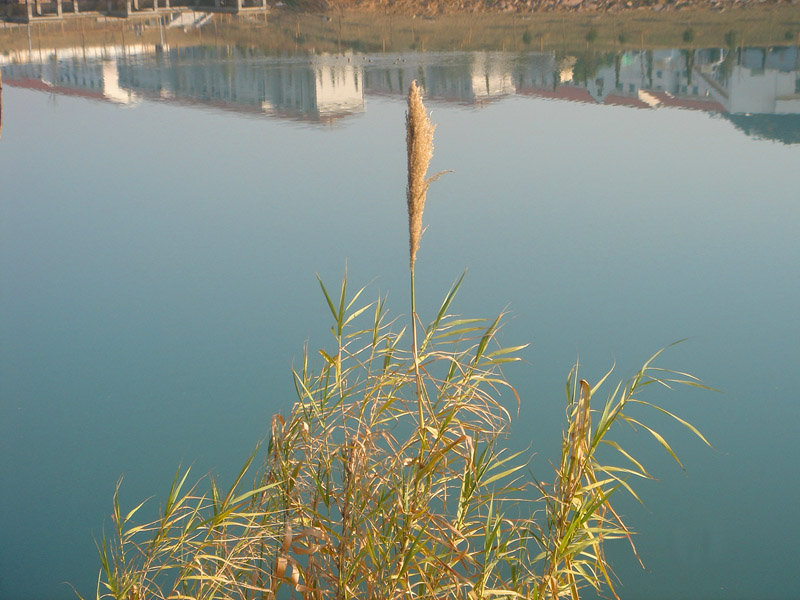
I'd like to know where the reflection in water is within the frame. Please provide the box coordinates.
[2,44,799,139]
[0,44,147,106]
[116,48,366,121]
[724,112,800,145]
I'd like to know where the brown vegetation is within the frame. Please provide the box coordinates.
[1,3,797,55]
[291,0,800,16]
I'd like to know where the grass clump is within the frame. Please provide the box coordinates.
[88,82,710,600]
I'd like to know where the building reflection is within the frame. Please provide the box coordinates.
[1,44,798,140]
[697,46,800,115]
[362,52,515,106]
[0,45,146,104]
[114,47,365,122]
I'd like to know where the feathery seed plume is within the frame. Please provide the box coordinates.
[406,80,436,269]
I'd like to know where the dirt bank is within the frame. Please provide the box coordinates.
[297,0,798,17]
[0,1,797,53]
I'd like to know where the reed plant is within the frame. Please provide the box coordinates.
[87,82,710,600]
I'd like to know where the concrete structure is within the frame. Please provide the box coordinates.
[7,0,264,22]
[25,0,70,20]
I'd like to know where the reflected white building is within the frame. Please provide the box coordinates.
[311,56,364,117]
[469,52,514,102]
[101,59,140,104]
[1,49,141,105]
[261,55,364,120]
[111,48,365,122]
[697,47,800,115]
[361,52,513,106]
[2,43,797,135]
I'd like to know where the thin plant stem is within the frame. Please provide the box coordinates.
[410,264,426,449]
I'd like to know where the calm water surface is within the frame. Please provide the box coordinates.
[1,40,799,600]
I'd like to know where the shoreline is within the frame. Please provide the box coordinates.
[2,0,798,20]
[1,2,798,52]
[318,0,800,16]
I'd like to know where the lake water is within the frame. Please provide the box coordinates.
[1,36,799,600]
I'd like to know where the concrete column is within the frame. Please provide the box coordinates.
[153,0,158,10]
[34,0,41,16]
[165,0,170,8]
[236,0,242,10]
[126,0,132,14]
[57,0,62,15]
[74,0,79,13]
[133,0,138,10]
[27,0,33,20]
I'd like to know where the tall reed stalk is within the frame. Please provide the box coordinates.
[86,82,710,600]
[406,80,449,450]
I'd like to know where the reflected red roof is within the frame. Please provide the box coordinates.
[517,85,595,104]
[5,77,106,101]
[603,94,649,109]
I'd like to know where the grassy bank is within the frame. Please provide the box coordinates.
[231,5,800,53]
[1,4,798,55]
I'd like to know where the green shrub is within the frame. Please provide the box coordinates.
[522,29,533,45]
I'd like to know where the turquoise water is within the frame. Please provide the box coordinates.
[1,44,799,599]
